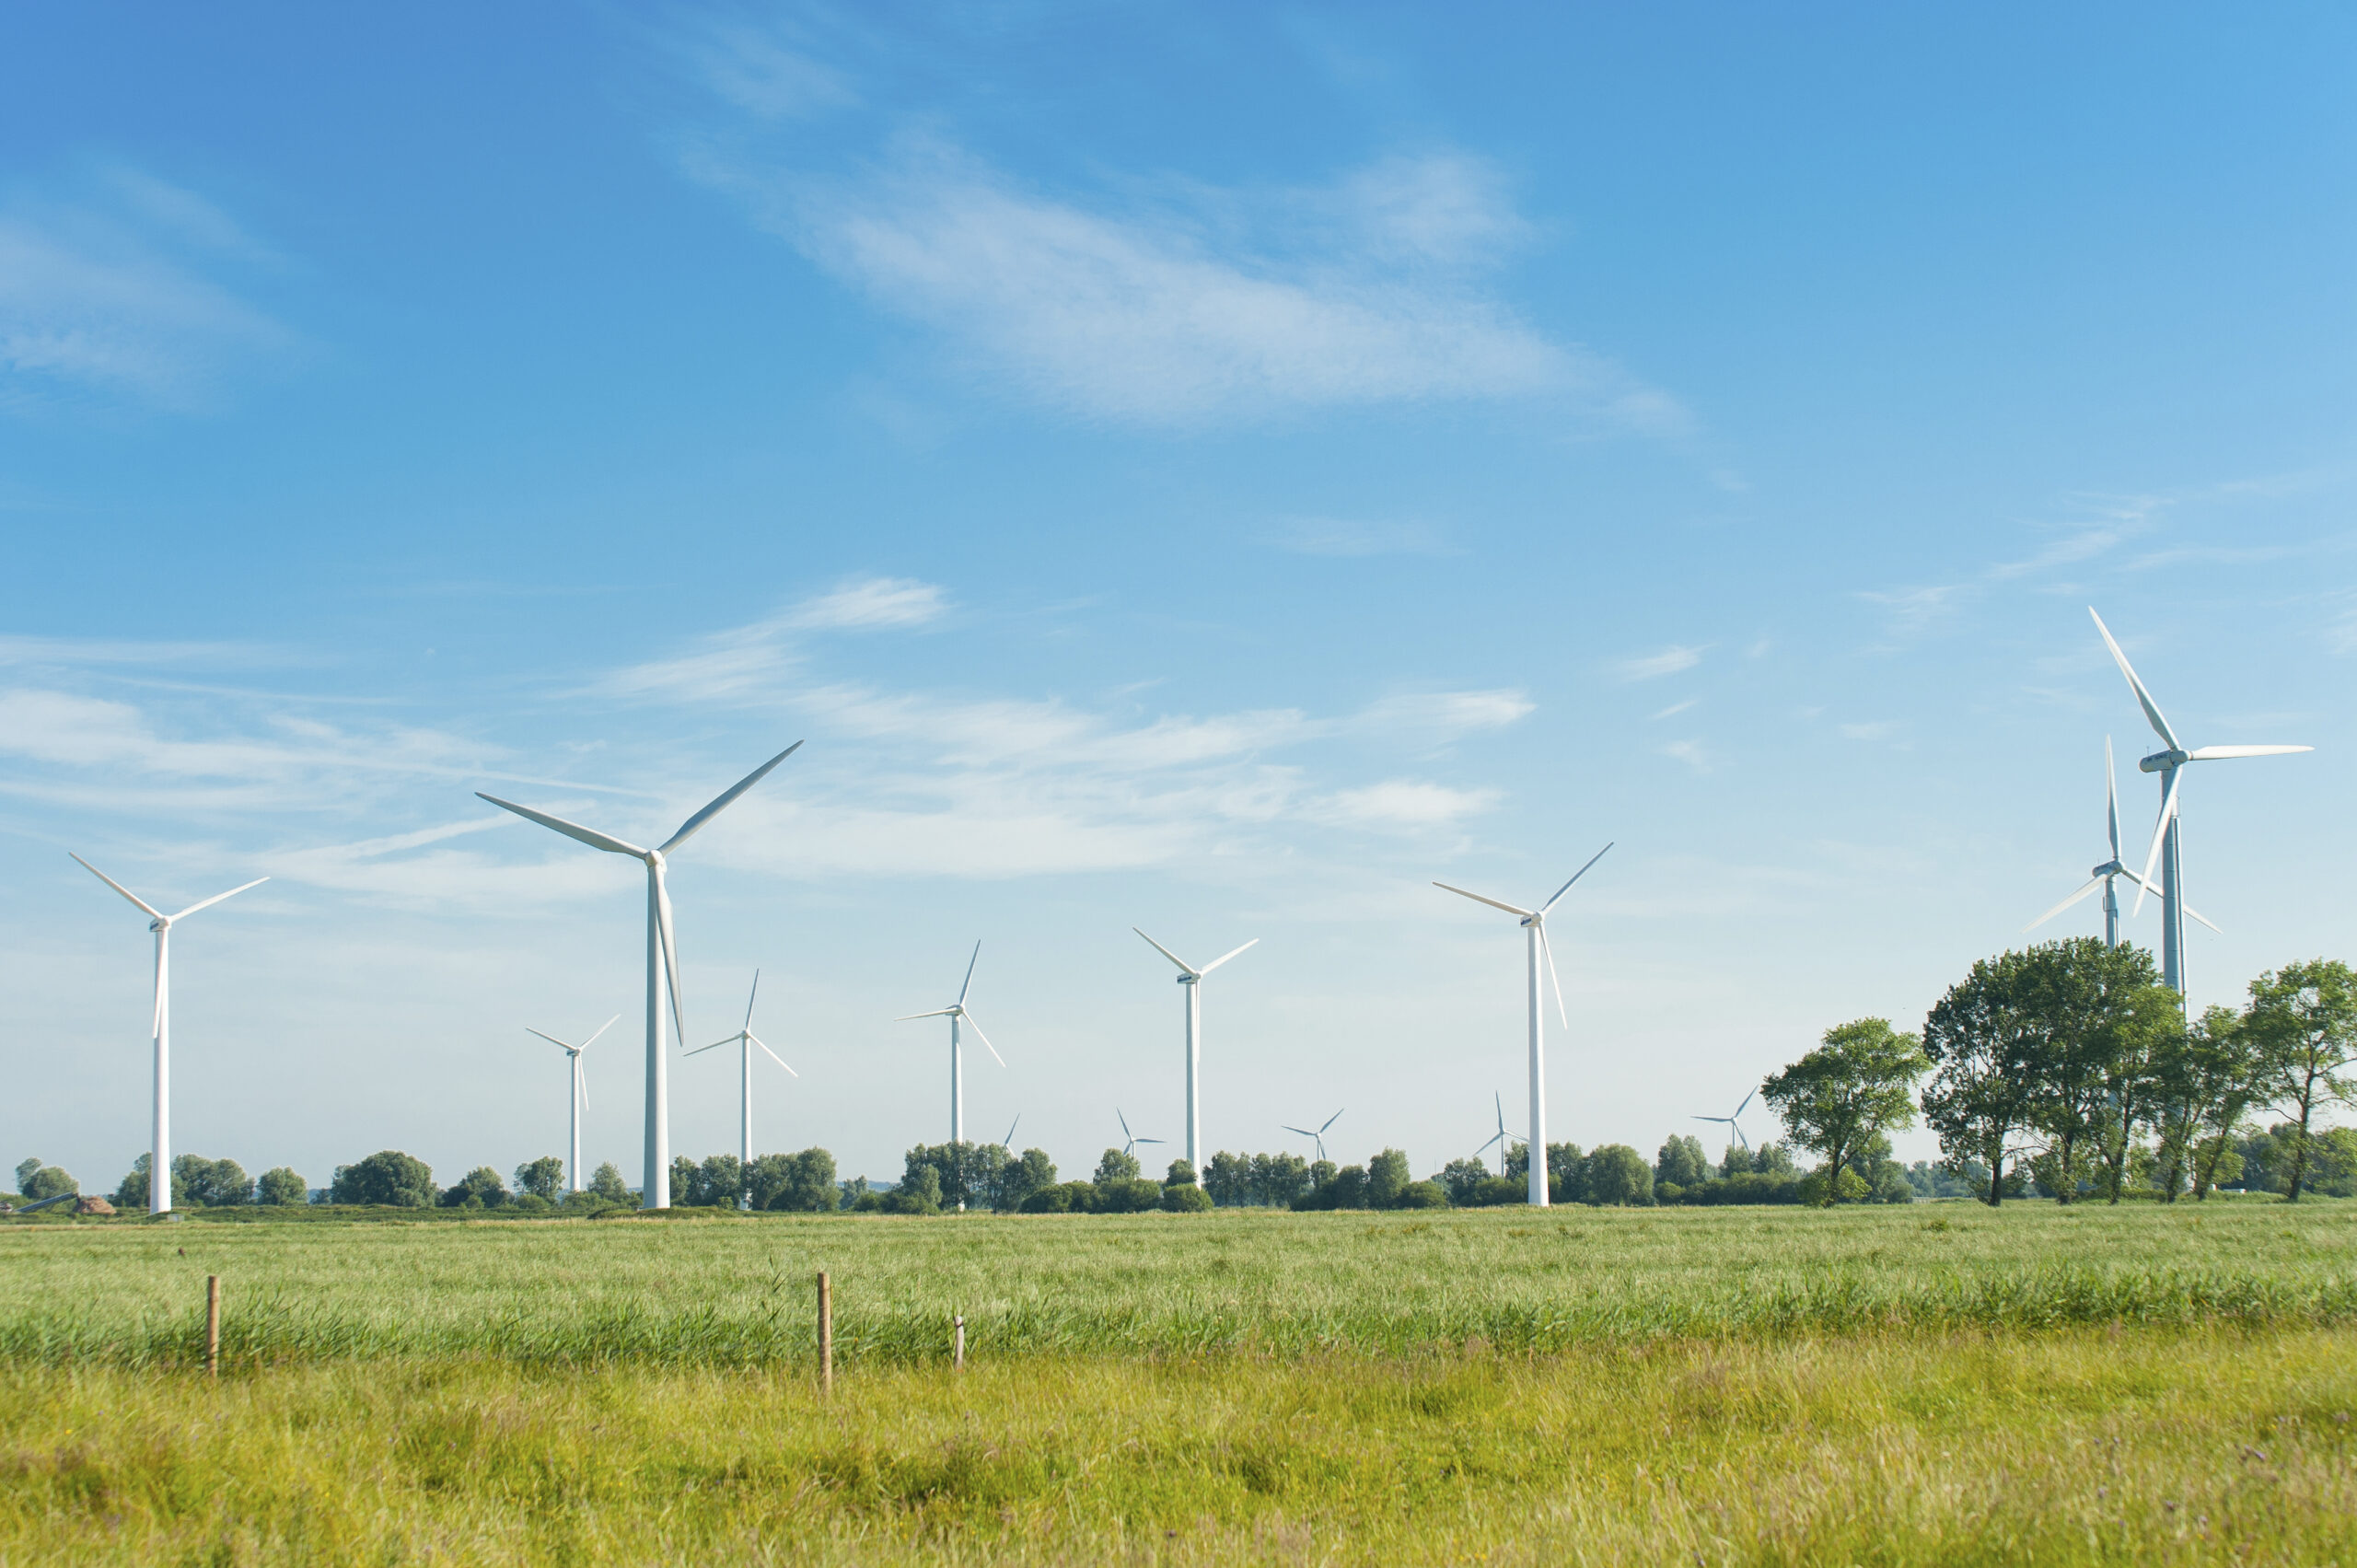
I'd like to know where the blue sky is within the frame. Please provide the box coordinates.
[4,3,2351,1192]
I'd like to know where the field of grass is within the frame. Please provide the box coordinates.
[3,1203,2351,1563]
[1,1201,2351,1368]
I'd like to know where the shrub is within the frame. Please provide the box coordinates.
[1584,1145,1655,1207]
[1164,1157,1199,1188]
[512,1157,566,1202]
[1094,1178,1165,1214]
[331,1151,437,1208]
[441,1167,510,1208]
[19,1163,78,1202]
[587,1163,633,1203]
[1093,1148,1142,1184]
[1020,1183,1074,1214]
[1469,1175,1526,1206]
[1367,1149,1411,1208]
[751,1149,840,1213]
[510,1192,552,1214]
[256,1167,308,1205]
[1393,1179,1450,1210]
[1160,1183,1213,1213]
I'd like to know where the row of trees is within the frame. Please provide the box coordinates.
[1757,942,2357,1204]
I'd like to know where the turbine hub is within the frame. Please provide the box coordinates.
[2138,749,2187,773]
[1178,973,1196,985]
[148,918,167,934]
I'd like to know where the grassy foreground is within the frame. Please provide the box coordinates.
[2,1202,2351,1367]
[3,1328,2351,1565]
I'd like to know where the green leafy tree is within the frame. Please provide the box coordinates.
[994,1148,1055,1212]
[1437,1156,1490,1204]
[1160,1181,1213,1212]
[1923,950,2049,1205]
[256,1167,308,1205]
[749,1149,839,1213]
[2003,940,2167,1202]
[1394,1179,1450,1209]
[1093,1147,1141,1183]
[1504,1141,1587,1202]
[332,1150,437,1207]
[175,1155,252,1207]
[2094,980,2183,1203]
[18,1162,78,1202]
[1584,1144,1655,1206]
[1655,1134,1712,1190]
[1251,1152,1312,1207]
[2244,959,2357,1202]
[112,1154,180,1209]
[512,1156,566,1202]
[882,1164,943,1214]
[1762,1017,1928,1204]
[1163,1156,1199,1188]
[587,1161,632,1203]
[2148,1005,2266,1201]
[441,1167,509,1208]
[689,1154,743,1208]
[1365,1148,1411,1208]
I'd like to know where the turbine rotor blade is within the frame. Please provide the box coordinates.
[1200,938,1258,975]
[2105,736,2120,860]
[2182,901,2223,935]
[654,865,686,1046]
[682,1039,729,1057]
[1132,927,1194,974]
[744,970,761,1032]
[68,854,163,920]
[1432,881,1532,918]
[1736,1087,1756,1117]
[960,1010,1005,1067]
[1537,923,1568,1028]
[958,940,981,1005]
[751,1034,798,1077]
[1320,1108,1344,1134]
[2025,877,2105,932]
[1281,1125,1314,1138]
[2087,608,2179,750]
[168,877,269,923]
[526,1027,575,1051]
[657,740,804,855]
[2131,771,2181,916]
[2185,744,2313,761]
[577,1065,589,1113]
[581,1015,621,1049]
[475,794,648,858]
[1539,842,1614,913]
[896,1008,956,1021]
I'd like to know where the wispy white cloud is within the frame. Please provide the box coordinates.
[1314,778,1500,829]
[1614,645,1704,681]
[1355,689,1532,738]
[598,575,947,700]
[1660,738,1710,772]
[1649,698,1698,721]
[0,168,293,412]
[690,131,1678,428]
[670,20,858,120]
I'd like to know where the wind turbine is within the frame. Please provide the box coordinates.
[1132,928,1256,1177]
[1693,1086,1757,1154]
[1434,842,1612,1208]
[524,1014,617,1193]
[478,741,803,1208]
[895,940,1004,1156]
[69,854,267,1217]
[2026,737,2217,947]
[1116,1108,1166,1162]
[999,1115,1021,1151]
[686,971,795,1207]
[1282,1108,1344,1163]
[1475,1092,1515,1177]
[2088,609,2308,994]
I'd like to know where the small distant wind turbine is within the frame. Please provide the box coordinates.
[525,1014,618,1193]
[478,741,803,1207]
[2089,609,2307,995]
[1133,928,1256,1177]
[1434,842,1612,1208]
[2026,737,2215,947]
[71,854,267,1217]
[896,941,1004,1156]
[1693,1086,1758,1153]
[1282,1108,1343,1163]
[999,1115,1021,1151]
[1475,1092,1515,1176]
[1116,1108,1165,1161]
[686,971,795,1206]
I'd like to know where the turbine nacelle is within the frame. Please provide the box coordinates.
[2138,749,2187,773]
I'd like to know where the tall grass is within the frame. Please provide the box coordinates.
[2,1327,2351,1564]
[2,1202,2350,1369]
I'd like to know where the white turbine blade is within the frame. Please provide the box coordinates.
[2186,744,2313,761]
[576,1066,589,1113]
[2024,877,2105,933]
[68,854,163,920]
[750,1033,798,1077]
[1136,1136,1166,1145]
[2086,608,2178,750]
[960,1010,1005,1067]
[2131,771,2180,917]
[581,1014,620,1050]
[526,1027,576,1051]
[1199,938,1258,975]
[1734,1124,1749,1151]
[2105,737,2120,860]
[1693,1116,1731,1125]
[2182,901,2222,935]
[168,876,269,923]
[654,865,687,1045]
[957,940,981,1005]
[1432,881,1532,918]
[476,794,647,858]
[1319,1108,1344,1134]
[1118,1108,1134,1140]
[1538,842,1614,913]
[656,740,805,854]
[1003,1115,1020,1147]
[1537,923,1568,1028]
[743,970,761,1032]
[682,1038,729,1058]
[1281,1125,1315,1138]
[1735,1086,1756,1117]
[896,1008,956,1021]
[1132,927,1195,974]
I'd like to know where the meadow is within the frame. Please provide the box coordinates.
[3,1202,2352,1564]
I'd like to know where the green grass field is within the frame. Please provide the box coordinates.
[3,1202,2351,1563]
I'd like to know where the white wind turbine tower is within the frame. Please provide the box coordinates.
[1132,928,1257,1177]
[2088,609,2308,995]
[525,1014,617,1193]
[1434,842,1612,1208]
[896,941,1004,1156]
[70,854,267,1217]
[686,970,795,1206]
[1282,1108,1343,1163]
[2026,737,2216,948]
[479,741,802,1209]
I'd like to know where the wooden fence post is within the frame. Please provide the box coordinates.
[954,1312,965,1370]
[817,1271,832,1398]
[205,1275,220,1380]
